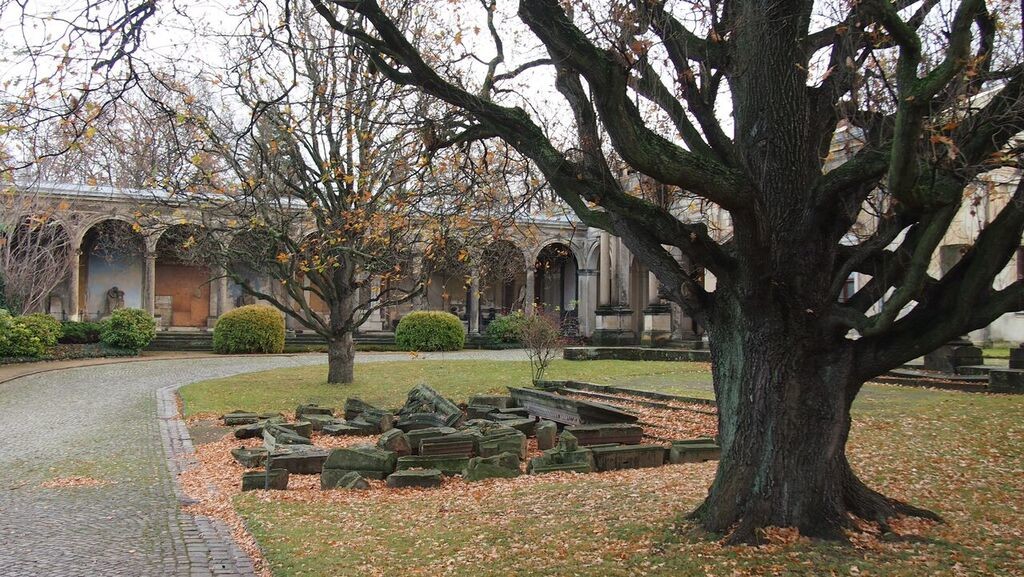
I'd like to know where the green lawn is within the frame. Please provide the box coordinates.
[178,359,715,417]
[181,359,1024,576]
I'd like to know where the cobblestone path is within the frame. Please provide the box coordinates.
[0,355,331,577]
[0,350,526,576]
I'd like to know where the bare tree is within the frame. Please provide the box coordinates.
[0,188,73,315]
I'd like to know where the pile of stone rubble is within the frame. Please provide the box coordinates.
[220,384,721,492]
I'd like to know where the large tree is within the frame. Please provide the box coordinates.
[297,0,1023,542]
[2,0,1022,542]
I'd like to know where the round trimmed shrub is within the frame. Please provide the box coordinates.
[19,313,63,347]
[101,308,157,352]
[394,310,465,351]
[59,320,103,344]
[485,311,527,344]
[213,304,285,354]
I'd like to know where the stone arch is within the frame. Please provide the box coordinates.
[533,241,580,316]
[1,213,72,315]
[154,223,213,328]
[478,239,528,318]
[78,218,146,320]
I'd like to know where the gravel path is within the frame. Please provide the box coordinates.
[0,350,526,576]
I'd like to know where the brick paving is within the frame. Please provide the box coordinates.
[0,350,527,576]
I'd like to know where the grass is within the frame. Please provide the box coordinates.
[182,359,1024,576]
[178,359,714,417]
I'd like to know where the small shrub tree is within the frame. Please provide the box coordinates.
[213,305,285,354]
[0,309,46,358]
[394,311,465,352]
[519,313,563,383]
[18,313,63,348]
[100,308,156,353]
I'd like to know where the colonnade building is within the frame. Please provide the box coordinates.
[14,182,704,346]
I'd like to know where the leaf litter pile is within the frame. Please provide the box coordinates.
[180,384,1024,577]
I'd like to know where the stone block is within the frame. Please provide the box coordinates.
[466,405,497,420]
[668,441,721,464]
[358,409,395,433]
[528,461,593,473]
[501,418,537,437]
[295,404,334,420]
[989,369,1024,393]
[406,427,458,454]
[344,397,381,420]
[241,469,289,491]
[590,444,666,471]
[268,447,330,475]
[279,421,314,439]
[322,422,368,437]
[264,423,312,446]
[321,471,371,490]
[420,433,477,457]
[234,423,263,439]
[386,469,443,489]
[397,412,452,432]
[467,394,512,409]
[323,446,397,474]
[231,447,268,468]
[476,433,527,460]
[302,414,340,431]
[566,423,644,446]
[535,421,558,450]
[222,411,260,426]
[321,468,387,487]
[396,455,471,476]
[463,452,521,482]
[1010,347,1024,370]
[377,429,412,456]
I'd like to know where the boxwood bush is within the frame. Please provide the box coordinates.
[100,308,157,352]
[19,313,63,347]
[0,309,46,358]
[213,304,285,354]
[59,321,103,344]
[394,310,465,351]
[485,311,527,344]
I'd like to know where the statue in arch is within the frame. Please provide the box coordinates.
[105,286,125,314]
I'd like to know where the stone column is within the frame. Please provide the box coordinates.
[364,276,385,331]
[576,268,596,337]
[68,248,82,321]
[468,269,480,334]
[609,235,620,304]
[642,270,672,347]
[524,267,535,317]
[648,271,660,305]
[599,232,611,306]
[217,270,230,316]
[144,251,157,316]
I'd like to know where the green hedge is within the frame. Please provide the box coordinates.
[0,309,46,358]
[19,313,63,347]
[59,321,103,344]
[213,304,285,354]
[101,308,157,352]
[394,311,465,351]
[485,311,527,344]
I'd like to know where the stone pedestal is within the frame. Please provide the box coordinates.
[591,306,635,346]
[1009,345,1024,370]
[923,338,983,374]
[989,369,1024,394]
[640,304,673,347]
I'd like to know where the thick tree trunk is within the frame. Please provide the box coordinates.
[327,331,355,384]
[691,289,941,543]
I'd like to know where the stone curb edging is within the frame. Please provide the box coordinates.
[157,382,260,577]
[0,351,324,386]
